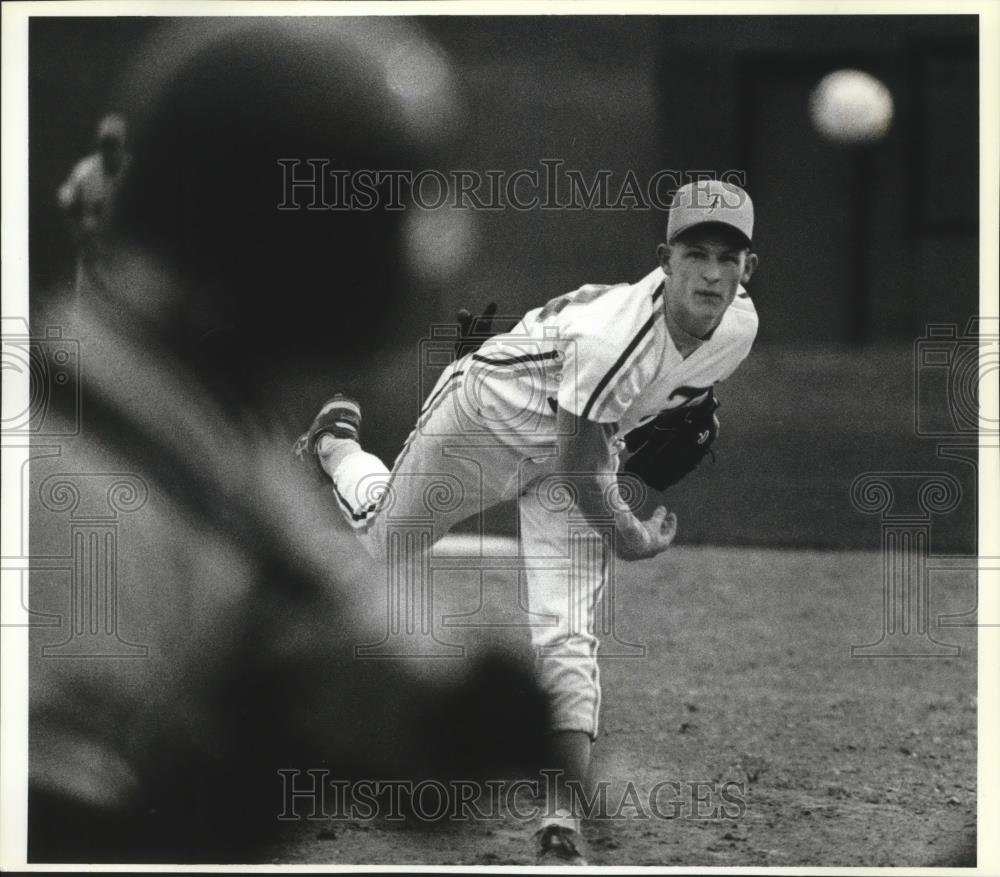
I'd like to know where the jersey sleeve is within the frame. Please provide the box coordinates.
[556,331,618,422]
[545,277,663,424]
[555,314,658,425]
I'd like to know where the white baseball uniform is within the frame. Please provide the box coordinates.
[58,153,128,292]
[332,266,758,737]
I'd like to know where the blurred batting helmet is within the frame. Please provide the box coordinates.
[29,20,547,865]
[111,18,465,393]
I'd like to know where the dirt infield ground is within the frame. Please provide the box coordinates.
[268,545,977,867]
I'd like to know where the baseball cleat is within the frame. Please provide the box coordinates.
[292,394,362,475]
[534,824,588,866]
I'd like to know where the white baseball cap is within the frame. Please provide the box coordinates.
[667,180,754,246]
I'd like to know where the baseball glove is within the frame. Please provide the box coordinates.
[622,390,720,490]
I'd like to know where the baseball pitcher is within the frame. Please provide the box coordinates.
[297,179,759,864]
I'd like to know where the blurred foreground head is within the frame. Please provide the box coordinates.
[30,19,547,865]
[109,17,464,396]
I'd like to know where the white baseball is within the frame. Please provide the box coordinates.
[809,69,894,145]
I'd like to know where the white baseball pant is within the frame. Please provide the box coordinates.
[327,360,613,738]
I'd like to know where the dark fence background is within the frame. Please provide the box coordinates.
[28,15,981,551]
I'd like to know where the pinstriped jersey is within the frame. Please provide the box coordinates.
[468,267,758,438]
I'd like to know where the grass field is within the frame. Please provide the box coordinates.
[268,544,977,866]
[284,341,978,554]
